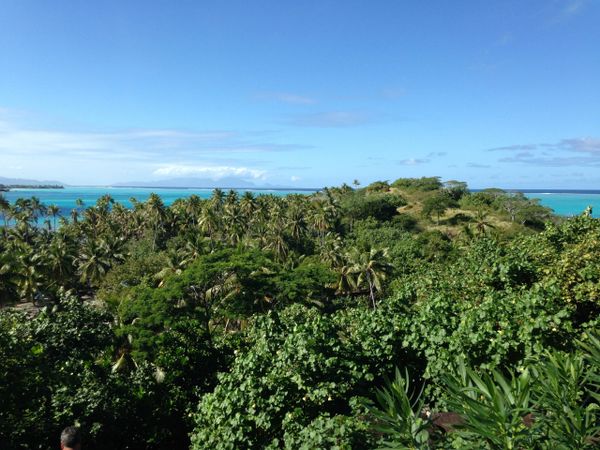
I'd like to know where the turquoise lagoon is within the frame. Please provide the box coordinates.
[2,186,600,218]
[526,192,600,218]
[2,187,316,219]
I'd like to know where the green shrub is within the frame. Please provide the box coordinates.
[392,177,443,191]
[342,193,405,222]
[190,304,408,449]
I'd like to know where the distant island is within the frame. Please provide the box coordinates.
[0,176,65,192]
[0,184,64,191]
[0,176,65,190]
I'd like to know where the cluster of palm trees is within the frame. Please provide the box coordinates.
[0,196,62,230]
[0,188,394,307]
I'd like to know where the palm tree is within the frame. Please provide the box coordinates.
[459,223,475,244]
[181,234,210,265]
[240,191,256,220]
[472,210,495,236]
[0,195,10,227]
[13,198,34,225]
[263,226,289,262]
[211,188,225,211]
[0,252,19,304]
[14,250,45,303]
[347,246,393,308]
[183,195,203,230]
[77,238,112,288]
[339,183,353,194]
[95,194,114,216]
[317,232,344,268]
[247,199,269,244]
[30,196,47,222]
[110,203,134,236]
[223,203,246,246]
[145,193,168,250]
[45,236,75,288]
[335,263,357,295]
[286,205,307,242]
[70,208,79,224]
[225,189,238,206]
[102,234,126,265]
[310,201,337,241]
[154,250,188,286]
[198,205,221,240]
[47,204,60,230]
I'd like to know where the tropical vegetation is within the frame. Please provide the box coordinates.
[0,177,598,449]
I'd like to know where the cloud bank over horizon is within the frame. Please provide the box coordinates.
[0,108,309,186]
[153,164,267,180]
[2,105,600,189]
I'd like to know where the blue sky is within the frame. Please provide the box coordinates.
[0,0,599,188]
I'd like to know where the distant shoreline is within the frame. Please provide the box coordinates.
[0,184,64,191]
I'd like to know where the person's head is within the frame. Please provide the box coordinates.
[60,426,81,450]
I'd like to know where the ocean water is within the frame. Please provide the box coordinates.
[523,192,600,218]
[2,186,317,218]
[1,186,599,218]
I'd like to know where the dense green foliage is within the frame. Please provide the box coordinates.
[369,334,600,448]
[0,180,598,449]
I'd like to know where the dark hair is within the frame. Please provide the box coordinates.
[60,426,81,447]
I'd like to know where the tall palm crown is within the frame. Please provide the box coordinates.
[347,246,393,308]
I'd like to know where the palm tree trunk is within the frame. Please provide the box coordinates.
[366,272,376,309]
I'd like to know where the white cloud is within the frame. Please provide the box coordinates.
[153,165,267,180]
[397,158,430,166]
[0,106,312,185]
[489,137,600,155]
[0,112,311,181]
[559,137,600,153]
[0,109,306,160]
[290,175,301,182]
[467,162,491,168]
[0,123,234,158]
[492,137,600,167]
